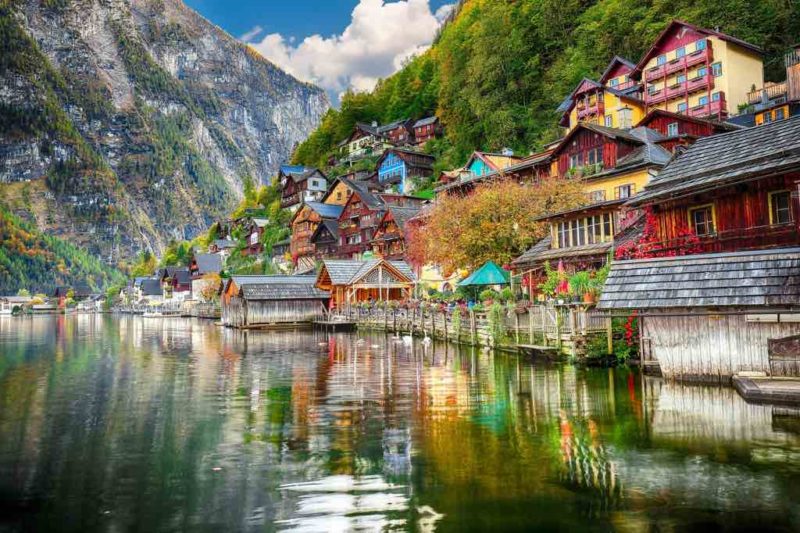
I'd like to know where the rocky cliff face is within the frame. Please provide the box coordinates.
[0,0,328,260]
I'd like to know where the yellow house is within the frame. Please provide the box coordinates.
[632,20,763,120]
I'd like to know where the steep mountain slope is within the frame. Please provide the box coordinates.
[0,0,328,262]
[293,0,800,169]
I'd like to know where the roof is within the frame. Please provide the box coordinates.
[512,236,553,267]
[341,177,384,210]
[376,147,436,169]
[252,218,269,228]
[140,279,162,296]
[174,269,192,285]
[241,283,329,301]
[193,253,223,274]
[212,239,237,249]
[229,275,317,289]
[283,167,325,184]
[599,56,637,84]
[310,220,340,243]
[319,259,415,285]
[413,116,439,128]
[635,108,741,132]
[305,201,344,220]
[632,20,763,77]
[597,248,800,310]
[383,205,422,231]
[534,199,625,222]
[630,115,800,206]
[377,118,412,134]
[525,241,613,263]
[458,262,510,287]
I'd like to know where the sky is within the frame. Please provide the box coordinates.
[184,0,454,104]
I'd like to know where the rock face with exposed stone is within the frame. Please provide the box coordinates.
[0,0,329,260]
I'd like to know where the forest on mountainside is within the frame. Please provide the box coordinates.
[292,0,800,171]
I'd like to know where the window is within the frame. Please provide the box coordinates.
[667,122,679,137]
[603,213,613,237]
[586,146,603,166]
[711,62,722,77]
[619,108,633,129]
[697,66,707,78]
[689,205,715,236]
[614,184,634,199]
[336,191,343,201]
[769,191,792,224]
[555,214,614,248]
[609,78,619,87]
[676,74,686,85]
[676,47,686,58]
[605,115,613,127]
[571,219,586,246]
[657,55,666,66]
[569,153,582,169]
[677,102,688,113]
[557,222,569,248]
[648,84,659,96]
[711,92,721,102]
[762,112,773,124]
[588,190,606,202]
[696,39,707,51]
[698,95,709,106]
[776,107,786,121]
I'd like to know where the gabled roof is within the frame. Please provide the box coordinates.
[319,174,381,204]
[599,56,637,84]
[413,116,439,128]
[551,123,642,159]
[632,20,763,78]
[174,270,192,285]
[292,201,344,224]
[598,248,800,310]
[251,218,269,228]
[310,220,340,243]
[212,239,237,250]
[283,167,326,184]
[340,177,385,211]
[378,205,422,233]
[241,283,329,301]
[193,253,223,275]
[630,115,800,206]
[464,151,522,173]
[377,118,412,134]
[318,259,415,285]
[512,236,553,267]
[229,274,317,287]
[635,108,741,132]
[376,147,436,170]
[140,279,163,296]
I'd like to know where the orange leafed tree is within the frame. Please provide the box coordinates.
[408,178,587,273]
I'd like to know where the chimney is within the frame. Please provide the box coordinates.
[501,147,514,156]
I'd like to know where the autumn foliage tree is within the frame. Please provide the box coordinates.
[407,178,587,273]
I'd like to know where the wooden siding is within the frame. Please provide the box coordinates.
[554,129,636,176]
[650,174,800,253]
[642,313,800,381]
[222,298,326,328]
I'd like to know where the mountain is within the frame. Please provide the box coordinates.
[0,0,329,265]
[293,0,800,170]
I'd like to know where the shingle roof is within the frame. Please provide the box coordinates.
[140,279,162,296]
[341,178,384,209]
[230,275,317,289]
[194,253,222,274]
[213,239,237,249]
[512,236,553,267]
[306,201,344,220]
[413,116,438,128]
[630,115,800,206]
[311,220,339,243]
[597,248,800,310]
[174,269,192,284]
[320,259,415,285]
[385,205,422,231]
[252,218,269,228]
[377,119,411,134]
[241,284,329,301]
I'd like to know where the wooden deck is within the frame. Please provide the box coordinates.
[733,375,800,405]
[516,344,559,358]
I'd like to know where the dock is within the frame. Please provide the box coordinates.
[313,318,357,332]
[733,375,800,405]
[516,344,559,359]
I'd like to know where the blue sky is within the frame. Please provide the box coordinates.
[184,0,455,103]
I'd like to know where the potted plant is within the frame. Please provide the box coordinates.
[568,271,592,304]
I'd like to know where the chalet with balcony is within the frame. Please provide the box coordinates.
[732,45,800,127]
[559,78,644,131]
[375,148,435,194]
[309,220,340,258]
[624,115,800,256]
[378,119,415,145]
[279,166,329,210]
[339,122,390,162]
[158,267,192,300]
[413,116,441,146]
[371,205,422,260]
[632,20,764,121]
[289,201,344,262]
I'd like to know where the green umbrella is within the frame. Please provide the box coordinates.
[458,261,510,287]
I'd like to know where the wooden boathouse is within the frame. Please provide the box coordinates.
[221,275,328,328]
[316,259,415,308]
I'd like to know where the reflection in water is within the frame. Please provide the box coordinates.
[1,315,800,531]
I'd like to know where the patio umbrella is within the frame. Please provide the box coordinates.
[457,261,510,287]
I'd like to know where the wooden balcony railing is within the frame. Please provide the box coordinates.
[687,94,727,118]
[645,45,712,82]
[746,82,788,105]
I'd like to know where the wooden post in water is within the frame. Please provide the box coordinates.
[541,306,548,346]
[514,311,520,345]
[470,310,477,346]
[606,316,613,355]
[528,308,534,344]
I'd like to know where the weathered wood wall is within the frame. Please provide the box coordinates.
[643,312,800,381]
[223,298,326,328]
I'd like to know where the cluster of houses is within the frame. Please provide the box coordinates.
[120,253,223,307]
[0,283,105,315]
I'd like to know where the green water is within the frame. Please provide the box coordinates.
[1,315,800,532]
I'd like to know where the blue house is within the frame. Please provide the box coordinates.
[376,148,435,194]
[464,151,522,178]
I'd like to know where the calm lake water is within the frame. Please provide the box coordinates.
[1,316,800,532]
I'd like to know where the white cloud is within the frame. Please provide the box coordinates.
[239,25,264,42]
[245,0,454,104]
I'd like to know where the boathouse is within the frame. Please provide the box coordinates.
[598,249,800,381]
[222,276,329,329]
[316,259,415,308]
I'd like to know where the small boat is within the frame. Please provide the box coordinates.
[142,311,163,318]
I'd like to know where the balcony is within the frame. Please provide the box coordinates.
[577,102,603,120]
[687,93,727,118]
[747,82,788,105]
[645,76,713,106]
[645,45,713,82]
[280,192,300,208]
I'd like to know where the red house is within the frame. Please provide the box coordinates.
[634,109,739,153]
[413,116,441,146]
[623,116,800,256]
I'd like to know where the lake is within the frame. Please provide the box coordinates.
[1,315,800,532]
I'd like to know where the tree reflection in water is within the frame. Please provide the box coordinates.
[0,315,799,531]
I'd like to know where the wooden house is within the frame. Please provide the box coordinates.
[626,115,800,255]
[320,173,381,206]
[731,45,800,127]
[375,148,435,194]
[339,122,390,162]
[139,279,163,304]
[315,259,415,308]
[209,239,236,255]
[371,205,422,260]
[378,119,415,145]
[559,78,644,131]
[221,275,327,328]
[464,150,522,178]
[598,249,800,381]
[278,165,329,210]
[53,282,92,301]
[310,220,340,258]
[413,116,441,146]
[221,275,304,308]
[289,201,343,261]
[631,20,764,121]
[335,180,387,259]
[190,253,223,301]
[634,109,739,153]
[242,217,269,256]
[436,150,549,197]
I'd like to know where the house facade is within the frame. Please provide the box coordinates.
[279,166,328,210]
[371,205,422,260]
[376,148,435,194]
[413,116,441,145]
[315,259,415,308]
[289,201,343,261]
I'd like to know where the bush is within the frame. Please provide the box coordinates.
[500,287,514,303]
[479,289,497,302]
